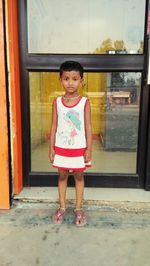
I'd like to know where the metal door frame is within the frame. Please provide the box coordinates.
[18,0,150,188]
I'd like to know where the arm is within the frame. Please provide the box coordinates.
[49,99,58,162]
[84,99,92,162]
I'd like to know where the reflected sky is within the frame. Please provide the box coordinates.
[27,0,146,54]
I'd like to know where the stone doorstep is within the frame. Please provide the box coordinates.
[13,187,150,212]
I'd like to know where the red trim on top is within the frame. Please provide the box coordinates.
[54,146,86,157]
[61,96,82,108]
[84,98,89,111]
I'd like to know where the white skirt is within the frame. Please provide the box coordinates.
[53,154,91,171]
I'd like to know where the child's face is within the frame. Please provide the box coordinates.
[60,71,83,94]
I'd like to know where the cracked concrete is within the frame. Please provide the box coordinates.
[0,201,150,266]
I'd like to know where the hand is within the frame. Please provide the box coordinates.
[49,148,55,163]
[84,149,92,163]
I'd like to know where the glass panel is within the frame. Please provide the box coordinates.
[29,71,141,173]
[27,0,145,54]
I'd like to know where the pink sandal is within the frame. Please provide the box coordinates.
[74,209,87,227]
[52,208,66,224]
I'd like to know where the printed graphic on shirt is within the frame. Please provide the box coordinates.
[66,110,81,130]
[58,110,81,146]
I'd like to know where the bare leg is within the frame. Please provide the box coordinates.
[52,169,68,224]
[73,171,87,226]
[58,169,69,209]
[73,171,84,210]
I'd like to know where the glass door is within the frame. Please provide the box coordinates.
[19,0,149,187]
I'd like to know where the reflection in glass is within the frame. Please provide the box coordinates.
[29,72,141,174]
[27,0,145,54]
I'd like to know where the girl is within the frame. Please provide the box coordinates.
[49,61,92,226]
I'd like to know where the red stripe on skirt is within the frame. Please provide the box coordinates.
[54,146,86,157]
[52,165,86,171]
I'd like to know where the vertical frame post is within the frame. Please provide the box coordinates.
[0,0,10,209]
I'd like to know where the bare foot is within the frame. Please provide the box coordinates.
[52,208,66,224]
[74,209,87,227]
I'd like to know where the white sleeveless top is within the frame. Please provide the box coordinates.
[55,96,87,149]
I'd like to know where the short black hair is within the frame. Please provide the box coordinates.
[59,61,84,78]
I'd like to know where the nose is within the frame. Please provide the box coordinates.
[69,79,72,85]
[68,79,73,85]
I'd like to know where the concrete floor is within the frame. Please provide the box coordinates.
[0,202,150,266]
[1,189,150,266]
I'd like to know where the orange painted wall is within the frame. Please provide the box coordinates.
[0,0,10,209]
[7,0,23,194]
